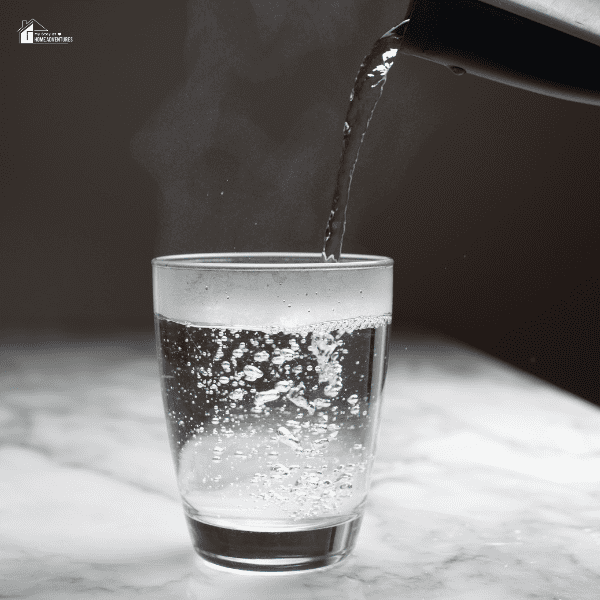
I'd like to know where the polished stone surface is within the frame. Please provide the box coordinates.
[1,331,599,599]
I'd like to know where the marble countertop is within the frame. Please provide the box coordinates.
[1,331,599,599]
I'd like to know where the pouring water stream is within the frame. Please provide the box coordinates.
[322,20,409,262]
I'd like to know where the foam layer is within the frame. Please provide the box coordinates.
[153,253,393,330]
[160,314,392,336]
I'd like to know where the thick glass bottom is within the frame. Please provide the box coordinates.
[185,514,363,573]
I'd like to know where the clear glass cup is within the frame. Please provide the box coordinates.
[152,253,393,573]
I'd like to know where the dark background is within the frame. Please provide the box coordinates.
[4,0,599,404]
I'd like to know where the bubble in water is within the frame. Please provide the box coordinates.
[243,365,264,381]
[275,380,293,393]
[270,464,290,478]
[281,348,296,361]
[254,350,269,362]
[304,473,321,487]
[218,376,230,384]
[292,365,303,374]
[229,389,245,401]
[250,473,267,484]
[312,438,330,450]
[277,426,301,450]
[350,406,360,415]
[312,398,331,409]
[255,389,280,406]
[324,383,343,397]
[347,394,359,405]
[286,384,313,414]
[232,348,244,359]
[271,352,285,366]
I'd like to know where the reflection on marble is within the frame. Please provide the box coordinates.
[1,331,599,599]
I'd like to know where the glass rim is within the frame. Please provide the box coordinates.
[152,252,393,270]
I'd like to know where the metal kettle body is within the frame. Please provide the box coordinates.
[481,0,600,45]
[397,0,600,105]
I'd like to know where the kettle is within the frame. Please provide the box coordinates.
[395,0,600,105]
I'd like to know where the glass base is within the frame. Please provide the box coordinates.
[185,514,362,573]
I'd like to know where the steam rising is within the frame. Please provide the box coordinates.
[131,0,359,255]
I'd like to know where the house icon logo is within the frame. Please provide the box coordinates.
[18,19,47,43]
[18,19,72,44]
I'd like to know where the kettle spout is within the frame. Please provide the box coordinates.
[397,0,600,106]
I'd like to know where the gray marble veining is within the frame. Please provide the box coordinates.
[1,332,599,598]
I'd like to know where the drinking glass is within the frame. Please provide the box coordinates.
[152,253,393,572]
